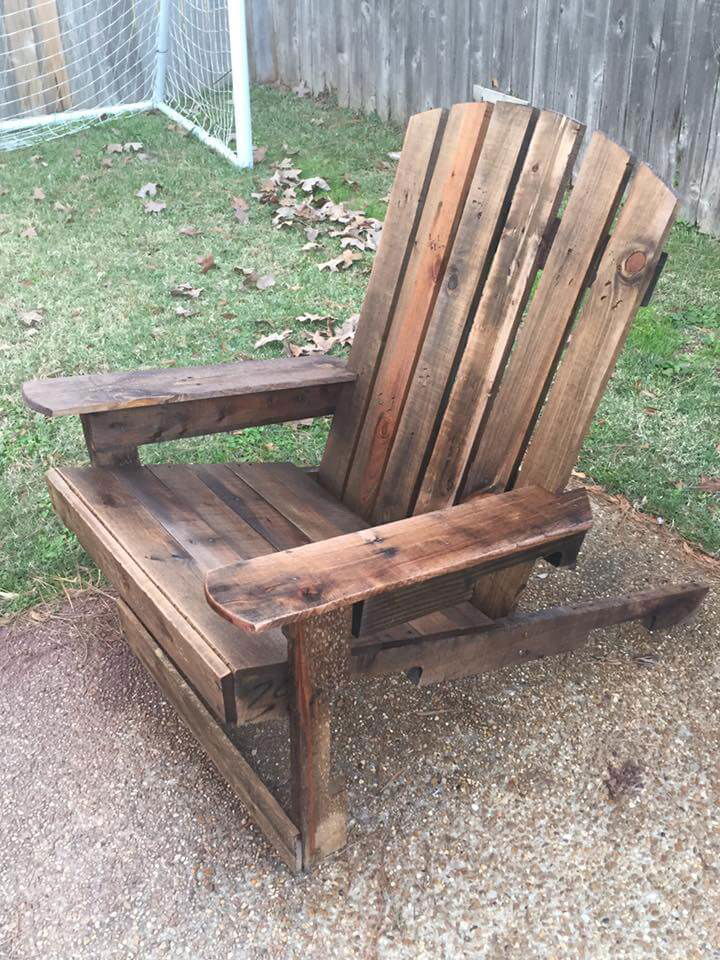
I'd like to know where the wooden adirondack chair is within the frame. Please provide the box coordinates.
[23,102,708,873]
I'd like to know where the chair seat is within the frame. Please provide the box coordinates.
[47,461,490,724]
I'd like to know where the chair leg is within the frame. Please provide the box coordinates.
[285,610,352,870]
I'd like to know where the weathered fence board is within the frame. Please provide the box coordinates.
[3,0,719,232]
[260,0,720,234]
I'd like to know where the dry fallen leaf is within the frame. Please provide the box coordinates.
[18,308,44,327]
[301,176,330,194]
[144,200,166,214]
[255,329,291,348]
[235,266,276,290]
[231,195,250,224]
[292,80,310,98]
[178,225,202,237]
[697,477,720,493]
[106,143,123,154]
[32,187,45,201]
[170,282,203,299]
[301,242,320,251]
[174,305,194,317]
[253,145,268,163]
[136,182,159,198]
[342,173,360,189]
[21,225,38,238]
[335,313,359,345]
[296,313,337,326]
[196,253,216,273]
[101,157,113,169]
[123,141,143,152]
[387,151,401,161]
[53,201,73,214]
[318,249,362,272]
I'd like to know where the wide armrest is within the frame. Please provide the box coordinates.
[206,486,592,634]
[23,355,355,417]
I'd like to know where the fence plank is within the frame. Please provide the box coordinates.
[622,0,664,156]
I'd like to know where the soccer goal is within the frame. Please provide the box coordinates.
[0,0,253,167]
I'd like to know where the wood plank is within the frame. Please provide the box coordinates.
[414,110,585,515]
[29,0,72,111]
[375,101,535,522]
[47,468,234,722]
[117,601,302,873]
[3,0,44,114]
[23,355,354,417]
[194,464,309,552]
[674,0,720,224]
[474,163,677,618]
[598,0,638,141]
[354,583,710,685]
[318,106,447,498]
[463,131,632,498]
[285,609,351,870]
[342,102,492,520]
[206,486,592,634]
[229,462,364,539]
[57,466,286,678]
[75,380,349,458]
[622,0,664,157]
[646,0,694,189]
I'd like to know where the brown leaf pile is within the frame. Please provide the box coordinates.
[252,158,382,271]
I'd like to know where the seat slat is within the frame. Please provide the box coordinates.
[374,102,536,522]
[318,107,447,499]
[58,466,281,677]
[462,131,633,498]
[414,110,585,515]
[341,101,492,520]
[229,462,364,539]
[474,162,678,617]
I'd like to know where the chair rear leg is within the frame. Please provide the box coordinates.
[285,610,352,870]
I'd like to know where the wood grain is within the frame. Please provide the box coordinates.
[319,106,447,498]
[342,102,492,520]
[375,101,535,522]
[205,486,592,634]
[23,355,354,417]
[474,162,678,618]
[415,109,584,514]
[463,131,632,498]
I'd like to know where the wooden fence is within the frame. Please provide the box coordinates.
[247,0,720,235]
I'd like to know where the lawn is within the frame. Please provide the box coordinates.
[1,86,718,613]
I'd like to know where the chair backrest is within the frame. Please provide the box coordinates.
[318,102,677,529]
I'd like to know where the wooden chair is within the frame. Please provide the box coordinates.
[23,102,708,873]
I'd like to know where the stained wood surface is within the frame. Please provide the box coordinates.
[318,107,446,499]
[376,101,536,521]
[118,600,302,873]
[415,109,584,514]
[286,611,351,869]
[473,162,678,618]
[341,101,491,519]
[205,486,592,634]
[47,460,363,724]
[23,356,354,417]
[78,379,350,460]
[353,582,710,685]
[463,131,632,498]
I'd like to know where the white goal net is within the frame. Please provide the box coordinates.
[0,0,252,166]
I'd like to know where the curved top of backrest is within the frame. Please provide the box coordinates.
[319,102,677,528]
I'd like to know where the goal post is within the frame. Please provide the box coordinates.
[0,0,253,169]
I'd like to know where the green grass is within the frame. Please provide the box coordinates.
[0,86,718,613]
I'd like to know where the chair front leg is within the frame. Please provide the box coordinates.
[284,608,352,870]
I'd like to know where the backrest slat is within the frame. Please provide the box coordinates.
[318,107,448,499]
[373,102,536,522]
[462,131,632,499]
[473,162,677,617]
[414,109,585,516]
[341,102,492,518]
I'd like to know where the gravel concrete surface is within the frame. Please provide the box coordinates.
[1,489,718,960]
